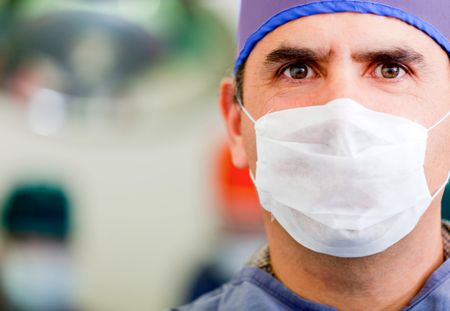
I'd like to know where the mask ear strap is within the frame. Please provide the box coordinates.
[237,98,257,124]
[249,169,256,184]
[428,112,449,132]
[431,172,450,202]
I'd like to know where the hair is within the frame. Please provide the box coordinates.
[234,62,245,105]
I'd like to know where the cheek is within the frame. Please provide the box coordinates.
[422,80,450,191]
[250,88,325,116]
[424,119,450,193]
[397,78,450,191]
[364,76,449,127]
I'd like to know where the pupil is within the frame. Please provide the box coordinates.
[381,64,400,79]
[290,65,308,79]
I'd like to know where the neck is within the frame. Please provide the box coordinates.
[267,203,444,311]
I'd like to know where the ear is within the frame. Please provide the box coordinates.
[219,77,249,168]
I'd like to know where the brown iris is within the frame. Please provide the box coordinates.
[287,64,309,79]
[380,63,402,79]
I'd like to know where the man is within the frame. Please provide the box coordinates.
[173,0,449,310]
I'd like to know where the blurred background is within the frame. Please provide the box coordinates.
[0,0,268,310]
[0,1,448,311]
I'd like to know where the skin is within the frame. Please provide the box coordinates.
[220,13,450,311]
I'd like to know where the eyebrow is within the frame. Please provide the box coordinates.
[263,46,427,71]
[264,47,329,67]
[352,47,426,67]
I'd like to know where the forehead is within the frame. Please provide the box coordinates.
[247,13,446,64]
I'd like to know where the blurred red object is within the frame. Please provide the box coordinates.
[214,143,263,232]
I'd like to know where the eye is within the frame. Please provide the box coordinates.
[373,63,407,79]
[282,63,315,80]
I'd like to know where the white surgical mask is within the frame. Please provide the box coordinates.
[240,98,449,257]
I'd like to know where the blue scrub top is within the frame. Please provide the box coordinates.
[172,259,450,311]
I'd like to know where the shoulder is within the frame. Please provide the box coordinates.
[169,284,226,311]
[170,267,265,311]
[169,266,336,311]
[407,257,450,310]
[169,267,293,311]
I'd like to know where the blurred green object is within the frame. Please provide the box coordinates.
[2,183,71,239]
[0,0,234,100]
[443,183,450,221]
[2,10,161,96]
[0,0,235,134]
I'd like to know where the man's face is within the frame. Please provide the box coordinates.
[227,13,450,193]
